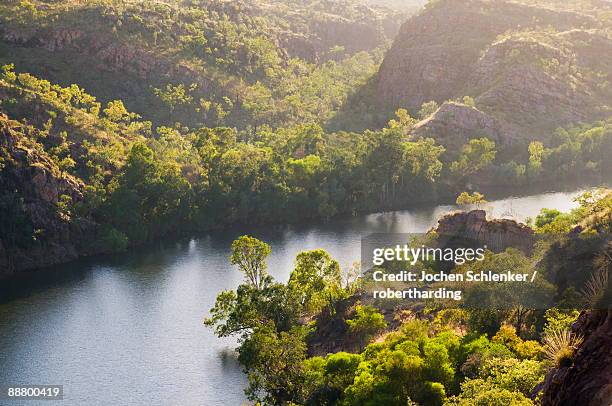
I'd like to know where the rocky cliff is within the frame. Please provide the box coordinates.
[376,0,600,108]
[411,101,520,150]
[0,115,96,278]
[434,209,535,254]
[370,0,612,141]
[538,309,612,406]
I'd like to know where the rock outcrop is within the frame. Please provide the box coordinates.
[538,309,612,406]
[369,0,611,141]
[4,27,159,78]
[0,115,96,277]
[411,101,519,150]
[468,29,612,137]
[434,210,535,254]
[376,0,599,109]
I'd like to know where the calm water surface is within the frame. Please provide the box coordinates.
[0,190,586,405]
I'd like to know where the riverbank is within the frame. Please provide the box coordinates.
[1,182,603,282]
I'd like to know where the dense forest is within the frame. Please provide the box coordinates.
[0,2,611,269]
[205,190,611,405]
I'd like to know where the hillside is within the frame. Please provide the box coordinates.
[0,0,610,275]
[336,0,612,141]
[0,0,405,130]
[0,1,610,405]
[365,0,427,12]
[1,60,611,275]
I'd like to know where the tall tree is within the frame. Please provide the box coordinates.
[231,235,272,289]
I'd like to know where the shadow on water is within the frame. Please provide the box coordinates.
[0,240,195,303]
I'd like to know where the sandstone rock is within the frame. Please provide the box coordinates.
[468,30,611,135]
[1,27,158,78]
[376,0,596,109]
[40,28,83,52]
[411,101,519,150]
[434,209,535,254]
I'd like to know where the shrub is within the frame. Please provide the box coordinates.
[543,308,580,336]
[347,305,387,348]
[98,224,128,252]
[421,381,445,406]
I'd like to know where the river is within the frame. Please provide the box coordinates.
[0,189,587,405]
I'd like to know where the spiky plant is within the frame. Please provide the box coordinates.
[542,329,583,368]
[580,267,609,309]
[593,242,612,273]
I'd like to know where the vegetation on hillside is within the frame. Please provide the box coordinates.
[1,61,610,262]
[0,0,403,130]
[338,0,612,134]
[0,0,610,270]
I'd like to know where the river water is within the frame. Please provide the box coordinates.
[0,190,586,405]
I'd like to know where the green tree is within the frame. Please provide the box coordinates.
[303,352,363,404]
[387,108,417,135]
[418,101,439,119]
[404,138,446,182]
[204,280,298,338]
[230,235,272,289]
[542,308,580,336]
[239,324,310,405]
[363,128,408,206]
[153,83,195,111]
[480,357,544,396]
[528,141,545,177]
[103,100,135,122]
[461,96,476,107]
[456,191,487,206]
[533,208,576,233]
[344,349,426,406]
[347,305,387,348]
[105,143,190,242]
[451,138,497,178]
[242,81,274,133]
[447,378,534,406]
[288,249,343,313]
